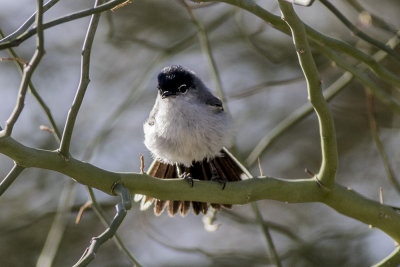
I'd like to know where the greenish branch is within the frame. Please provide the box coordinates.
[346,0,399,36]
[246,30,400,166]
[319,0,400,62]
[1,135,399,242]
[245,72,351,166]
[365,89,400,194]
[182,1,228,112]
[372,247,400,267]
[192,0,400,89]
[317,44,400,114]
[279,1,338,189]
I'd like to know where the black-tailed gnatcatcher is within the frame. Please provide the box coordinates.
[139,65,247,216]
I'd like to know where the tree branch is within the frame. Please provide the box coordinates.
[0,164,25,196]
[0,28,61,141]
[73,183,134,267]
[246,30,400,166]
[0,0,127,50]
[0,0,60,43]
[192,0,400,89]
[278,0,338,188]
[1,0,45,137]
[0,135,399,242]
[182,1,228,112]
[58,0,103,157]
[319,0,400,62]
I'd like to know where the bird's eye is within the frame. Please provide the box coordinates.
[178,84,188,93]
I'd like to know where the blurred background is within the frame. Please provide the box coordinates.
[1,0,400,266]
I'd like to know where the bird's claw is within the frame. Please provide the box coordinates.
[181,172,194,187]
[211,176,226,190]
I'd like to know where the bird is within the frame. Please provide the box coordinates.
[138,65,249,216]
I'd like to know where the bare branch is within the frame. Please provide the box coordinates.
[279,1,338,188]
[181,1,228,112]
[319,0,400,62]
[73,184,134,267]
[246,21,400,167]
[1,0,45,137]
[0,0,127,50]
[0,0,60,43]
[192,0,400,89]
[365,90,400,194]
[0,164,25,196]
[0,28,61,141]
[36,181,76,267]
[58,0,103,157]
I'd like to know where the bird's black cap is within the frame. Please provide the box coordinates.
[157,65,194,94]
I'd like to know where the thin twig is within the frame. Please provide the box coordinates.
[222,210,304,243]
[0,57,28,65]
[86,187,141,266]
[229,76,303,99]
[346,0,399,37]
[181,0,229,113]
[36,180,76,267]
[0,164,25,196]
[2,0,45,137]
[58,0,103,157]
[73,184,134,267]
[365,90,400,194]
[0,0,127,50]
[251,203,282,267]
[246,30,400,166]
[231,153,282,266]
[317,44,400,114]
[0,0,60,43]
[192,0,400,89]
[0,28,62,141]
[319,0,400,62]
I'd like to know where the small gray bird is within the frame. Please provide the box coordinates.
[139,65,248,216]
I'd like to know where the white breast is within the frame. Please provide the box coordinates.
[144,94,232,166]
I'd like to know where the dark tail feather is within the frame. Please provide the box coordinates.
[167,200,181,216]
[140,148,246,216]
[180,201,191,216]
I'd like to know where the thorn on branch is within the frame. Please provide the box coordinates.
[257,157,264,177]
[40,125,55,133]
[379,186,384,205]
[111,0,132,12]
[76,200,93,224]
[140,154,144,174]
[0,57,28,66]
[304,168,315,177]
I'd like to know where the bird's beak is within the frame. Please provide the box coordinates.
[161,91,175,99]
